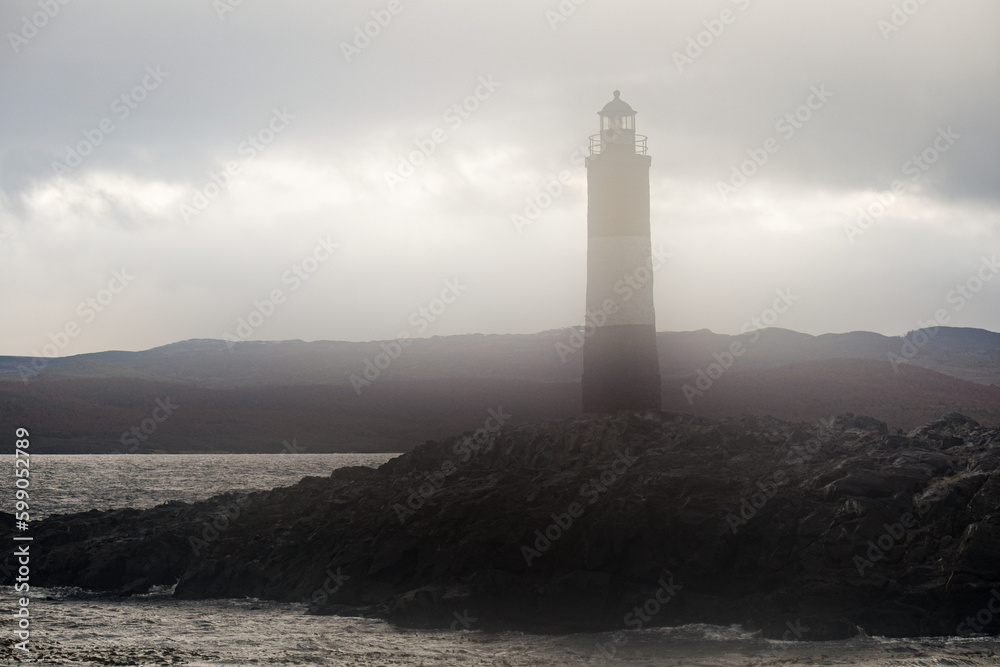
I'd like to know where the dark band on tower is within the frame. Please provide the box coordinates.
[582,91,662,412]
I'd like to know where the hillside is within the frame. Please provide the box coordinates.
[1,361,998,454]
[2,327,998,388]
[1,327,997,453]
[666,358,1000,430]
[0,376,576,454]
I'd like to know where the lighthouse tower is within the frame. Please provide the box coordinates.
[582,91,661,412]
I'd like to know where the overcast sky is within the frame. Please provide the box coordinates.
[1,0,998,356]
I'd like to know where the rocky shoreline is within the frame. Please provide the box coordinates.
[6,410,1000,639]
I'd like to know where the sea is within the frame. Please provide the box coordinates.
[2,454,999,666]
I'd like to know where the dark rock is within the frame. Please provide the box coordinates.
[955,521,1000,579]
[11,411,1000,640]
[832,413,889,435]
[822,469,924,500]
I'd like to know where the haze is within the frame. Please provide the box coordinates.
[1,0,998,357]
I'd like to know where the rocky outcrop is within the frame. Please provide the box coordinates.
[9,411,1000,639]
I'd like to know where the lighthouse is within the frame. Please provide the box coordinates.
[581,91,661,412]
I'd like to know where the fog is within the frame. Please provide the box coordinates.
[1,0,997,356]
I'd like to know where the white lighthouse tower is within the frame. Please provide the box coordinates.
[581,91,661,412]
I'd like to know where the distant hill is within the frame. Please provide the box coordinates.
[2,326,997,387]
[0,327,997,452]
[664,357,1000,430]
[657,326,1000,386]
[0,376,576,454]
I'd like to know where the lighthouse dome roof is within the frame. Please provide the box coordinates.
[599,90,635,116]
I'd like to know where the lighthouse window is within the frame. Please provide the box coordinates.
[603,116,633,132]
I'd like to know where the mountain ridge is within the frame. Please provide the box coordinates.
[2,326,998,387]
[1,327,997,453]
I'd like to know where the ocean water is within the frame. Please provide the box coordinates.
[12,453,399,520]
[3,454,999,666]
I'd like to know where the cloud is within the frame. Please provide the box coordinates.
[1,0,998,355]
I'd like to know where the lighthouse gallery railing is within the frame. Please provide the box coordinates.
[589,134,648,156]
